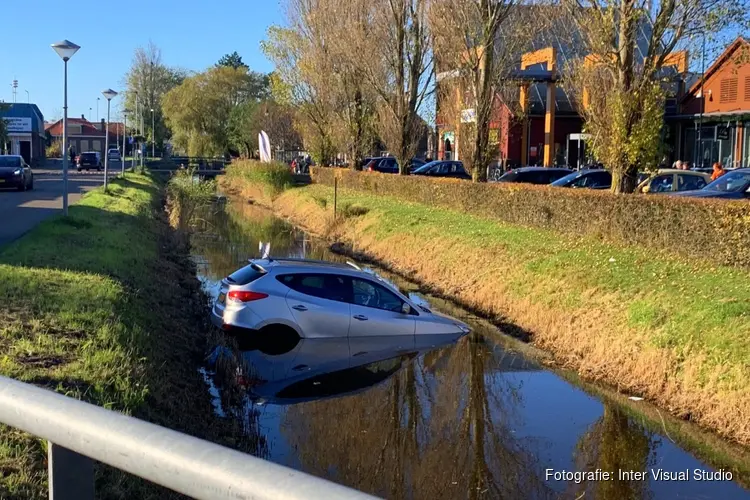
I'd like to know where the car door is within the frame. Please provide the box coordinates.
[677,173,707,192]
[348,277,416,337]
[646,174,674,193]
[281,273,352,338]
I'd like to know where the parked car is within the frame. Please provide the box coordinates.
[671,168,750,199]
[211,258,471,338]
[0,155,33,191]
[497,167,573,185]
[77,152,102,172]
[410,160,471,180]
[551,169,612,189]
[636,169,711,194]
[108,148,121,161]
[364,157,399,173]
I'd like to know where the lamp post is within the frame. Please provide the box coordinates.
[151,108,155,159]
[96,97,100,122]
[51,39,80,217]
[25,90,29,104]
[122,109,129,176]
[102,89,118,191]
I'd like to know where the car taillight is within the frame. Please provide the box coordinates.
[368,165,374,171]
[227,290,268,302]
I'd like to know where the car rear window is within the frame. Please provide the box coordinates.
[227,263,266,285]
[81,153,97,159]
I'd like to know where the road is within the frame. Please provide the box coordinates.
[0,163,123,246]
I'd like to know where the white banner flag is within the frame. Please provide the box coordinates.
[259,130,271,163]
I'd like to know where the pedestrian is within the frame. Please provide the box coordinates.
[291,158,297,174]
[672,160,682,170]
[68,145,75,164]
[682,161,691,170]
[711,162,726,181]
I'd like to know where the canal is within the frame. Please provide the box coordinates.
[191,198,750,500]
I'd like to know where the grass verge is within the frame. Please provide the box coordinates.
[221,176,750,448]
[0,174,256,499]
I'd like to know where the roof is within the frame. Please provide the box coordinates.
[254,258,359,272]
[513,167,572,172]
[656,168,710,176]
[45,118,122,138]
[685,37,749,99]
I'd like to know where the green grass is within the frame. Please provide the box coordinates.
[297,184,750,372]
[225,160,293,197]
[0,174,230,498]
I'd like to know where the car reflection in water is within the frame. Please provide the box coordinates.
[209,333,464,406]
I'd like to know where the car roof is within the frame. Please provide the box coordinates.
[253,258,364,274]
[515,167,571,172]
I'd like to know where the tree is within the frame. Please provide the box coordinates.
[163,66,271,156]
[430,1,537,181]
[563,0,750,193]
[123,41,186,149]
[218,51,249,70]
[345,0,434,174]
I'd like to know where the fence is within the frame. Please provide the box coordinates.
[0,375,381,500]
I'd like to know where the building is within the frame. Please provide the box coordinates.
[0,103,46,165]
[45,116,124,158]
[673,37,750,169]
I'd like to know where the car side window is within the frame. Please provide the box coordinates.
[649,174,674,193]
[591,171,612,188]
[278,273,351,303]
[677,174,706,191]
[569,174,588,187]
[351,278,404,312]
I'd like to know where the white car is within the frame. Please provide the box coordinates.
[108,148,121,161]
[211,258,471,339]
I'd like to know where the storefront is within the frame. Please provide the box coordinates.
[0,104,46,165]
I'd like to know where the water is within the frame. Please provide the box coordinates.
[191,199,750,500]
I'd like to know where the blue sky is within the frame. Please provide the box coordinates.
[0,0,283,122]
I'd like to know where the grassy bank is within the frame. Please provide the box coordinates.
[0,174,251,498]
[220,175,750,447]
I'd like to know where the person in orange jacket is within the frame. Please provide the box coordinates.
[711,162,727,181]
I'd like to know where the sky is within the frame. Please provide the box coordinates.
[0,0,284,123]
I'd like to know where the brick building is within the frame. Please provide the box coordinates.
[45,116,124,158]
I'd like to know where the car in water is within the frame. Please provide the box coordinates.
[0,155,34,191]
[636,169,711,194]
[76,151,102,171]
[550,169,612,189]
[671,168,750,200]
[410,160,471,180]
[208,334,463,405]
[211,258,471,339]
[496,167,573,185]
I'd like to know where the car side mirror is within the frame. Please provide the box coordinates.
[401,302,412,315]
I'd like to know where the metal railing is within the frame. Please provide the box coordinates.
[0,376,381,500]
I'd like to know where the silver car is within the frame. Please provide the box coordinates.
[211,258,471,338]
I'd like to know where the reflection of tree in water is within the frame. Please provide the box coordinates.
[282,335,554,499]
[570,405,657,500]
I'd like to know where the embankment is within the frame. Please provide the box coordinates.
[0,174,252,498]
[219,163,750,448]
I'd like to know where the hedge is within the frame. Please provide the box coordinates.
[311,167,750,268]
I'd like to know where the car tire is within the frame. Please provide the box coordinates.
[17,182,25,192]
[77,167,82,172]
[28,176,33,190]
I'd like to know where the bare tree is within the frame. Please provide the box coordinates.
[563,0,750,193]
[430,0,536,181]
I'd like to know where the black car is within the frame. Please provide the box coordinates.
[0,155,34,191]
[365,157,399,174]
[672,168,750,200]
[551,169,612,189]
[497,167,573,185]
[77,152,102,172]
[411,160,471,180]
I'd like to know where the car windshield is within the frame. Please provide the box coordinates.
[551,171,583,186]
[704,170,750,192]
[412,160,441,173]
[0,157,21,168]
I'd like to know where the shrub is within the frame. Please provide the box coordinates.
[166,168,216,233]
[46,140,62,158]
[311,167,750,268]
[225,160,293,197]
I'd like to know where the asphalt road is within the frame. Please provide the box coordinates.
[0,163,123,246]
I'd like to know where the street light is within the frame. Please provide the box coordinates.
[97,97,100,122]
[51,39,80,217]
[25,90,29,104]
[151,108,155,158]
[102,89,118,191]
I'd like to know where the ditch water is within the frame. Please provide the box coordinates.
[191,198,750,500]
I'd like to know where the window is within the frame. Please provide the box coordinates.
[228,263,266,286]
[745,76,750,101]
[351,278,404,312]
[278,273,351,302]
[677,174,707,191]
[720,78,738,103]
[649,174,674,193]
[588,171,612,188]
[92,140,101,152]
[80,140,89,152]
[0,157,21,168]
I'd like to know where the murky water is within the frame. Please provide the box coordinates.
[191,198,750,500]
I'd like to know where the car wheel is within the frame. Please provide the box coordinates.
[28,176,33,190]
[77,167,82,172]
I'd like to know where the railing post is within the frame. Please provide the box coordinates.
[48,442,94,500]
[334,176,338,220]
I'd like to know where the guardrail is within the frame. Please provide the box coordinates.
[0,375,381,500]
